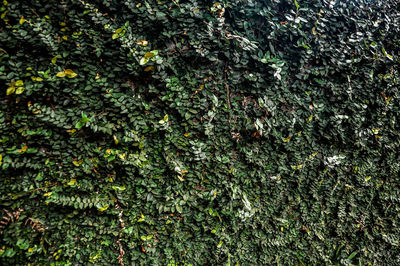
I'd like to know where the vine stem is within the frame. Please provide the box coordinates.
[115,203,125,266]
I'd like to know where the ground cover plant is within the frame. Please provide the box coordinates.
[1,0,400,264]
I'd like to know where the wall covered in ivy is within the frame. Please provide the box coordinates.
[1,0,400,264]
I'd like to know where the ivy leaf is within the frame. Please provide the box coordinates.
[140,57,149,65]
[136,40,148,46]
[140,235,153,241]
[51,55,58,64]
[67,179,77,186]
[144,52,155,59]
[159,114,169,124]
[75,121,84,129]
[6,86,15,95]
[65,69,78,78]
[72,159,83,166]
[31,77,43,82]
[283,136,292,142]
[294,0,299,9]
[144,66,154,72]
[56,71,66,77]
[15,87,25,94]
[97,204,109,212]
[112,186,126,191]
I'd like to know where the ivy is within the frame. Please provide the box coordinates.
[1,0,400,265]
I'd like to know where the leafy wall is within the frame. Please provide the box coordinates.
[1,0,400,264]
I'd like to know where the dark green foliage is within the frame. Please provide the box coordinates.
[1,0,400,264]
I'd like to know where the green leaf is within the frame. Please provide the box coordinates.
[112,186,126,191]
[75,121,84,129]
[294,0,299,9]
[347,251,358,260]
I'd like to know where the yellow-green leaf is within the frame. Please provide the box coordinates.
[72,159,83,166]
[112,33,119,39]
[19,16,25,24]
[6,86,15,95]
[291,164,303,170]
[1,10,8,19]
[217,240,223,248]
[67,179,76,186]
[144,52,155,59]
[159,114,169,124]
[68,72,77,78]
[51,56,58,64]
[0,154,2,165]
[64,69,74,75]
[15,80,24,86]
[140,235,153,241]
[112,185,126,191]
[294,0,299,9]
[115,28,123,33]
[137,214,145,222]
[97,204,109,212]
[139,57,149,65]
[31,77,43,82]
[371,128,380,134]
[15,87,25,94]
[113,135,119,145]
[283,136,291,142]
[56,71,66,77]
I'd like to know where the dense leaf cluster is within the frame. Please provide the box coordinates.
[1,0,400,264]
